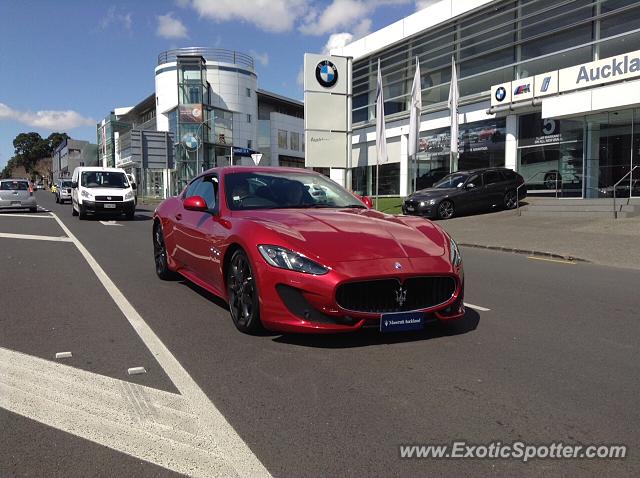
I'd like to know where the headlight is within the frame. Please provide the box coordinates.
[81,190,93,199]
[449,237,462,267]
[428,199,437,205]
[125,191,134,200]
[258,245,329,275]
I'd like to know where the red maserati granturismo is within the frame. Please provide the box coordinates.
[153,166,465,334]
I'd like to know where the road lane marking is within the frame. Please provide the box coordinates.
[0,347,238,477]
[527,256,576,265]
[464,302,491,312]
[0,232,72,242]
[127,367,147,375]
[99,220,123,226]
[48,212,270,477]
[0,213,54,219]
[55,352,73,359]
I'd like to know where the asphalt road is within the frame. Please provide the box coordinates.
[1,190,638,477]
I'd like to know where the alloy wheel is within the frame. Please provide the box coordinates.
[505,190,518,209]
[438,200,454,219]
[227,250,261,333]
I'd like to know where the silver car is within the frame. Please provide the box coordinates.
[55,179,73,204]
[0,179,38,212]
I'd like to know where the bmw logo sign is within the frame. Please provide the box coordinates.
[182,133,199,151]
[495,86,507,102]
[316,60,338,88]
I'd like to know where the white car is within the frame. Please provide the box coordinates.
[71,167,136,220]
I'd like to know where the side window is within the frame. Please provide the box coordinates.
[184,178,202,199]
[467,174,482,187]
[192,176,218,210]
[484,171,502,185]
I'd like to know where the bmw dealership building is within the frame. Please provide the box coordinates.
[328,0,640,199]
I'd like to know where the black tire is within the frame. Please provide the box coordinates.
[72,204,78,216]
[153,223,178,280]
[226,249,262,334]
[544,171,561,190]
[78,204,87,220]
[437,200,455,219]
[55,195,59,204]
[29,207,37,213]
[126,210,135,220]
[504,190,518,210]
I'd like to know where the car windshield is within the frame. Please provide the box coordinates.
[433,174,469,189]
[81,171,129,188]
[61,181,73,188]
[225,171,366,210]
[0,180,29,191]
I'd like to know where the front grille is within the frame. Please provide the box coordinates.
[336,276,456,313]
[95,195,123,201]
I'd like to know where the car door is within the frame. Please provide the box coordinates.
[459,173,486,213]
[176,175,226,290]
[482,170,505,208]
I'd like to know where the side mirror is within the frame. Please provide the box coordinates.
[131,183,137,190]
[183,195,208,211]
[361,196,373,208]
[71,182,78,188]
[466,183,476,189]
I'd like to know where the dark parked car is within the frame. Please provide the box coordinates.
[415,167,450,190]
[402,168,526,219]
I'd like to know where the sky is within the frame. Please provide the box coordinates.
[0,0,433,169]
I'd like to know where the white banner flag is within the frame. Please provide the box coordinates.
[375,59,387,164]
[408,56,422,159]
[448,56,459,155]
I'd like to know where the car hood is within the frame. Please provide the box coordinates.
[239,208,447,262]
[408,188,459,200]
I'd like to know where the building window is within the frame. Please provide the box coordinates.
[248,140,253,149]
[247,114,252,123]
[278,129,288,149]
[290,132,300,151]
[246,88,251,97]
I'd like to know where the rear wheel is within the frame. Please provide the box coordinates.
[153,223,178,280]
[437,200,455,219]
[227,249,262,334]
[504,190,518,209]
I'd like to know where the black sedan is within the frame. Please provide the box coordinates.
[402,168,526,219]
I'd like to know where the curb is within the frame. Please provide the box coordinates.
[458,243,590,263]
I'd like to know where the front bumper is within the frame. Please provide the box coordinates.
[82,199,135,214]
[402,199,437,217]
[254,255,464,334]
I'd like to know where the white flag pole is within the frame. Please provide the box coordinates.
[448,55,459,173]
[408,56,422,193]
[375,59,387,210]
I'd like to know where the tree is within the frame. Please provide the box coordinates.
[47,132,69,152]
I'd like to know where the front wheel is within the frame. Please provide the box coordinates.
[437,200,455,219]
[153,223,178,280]
[227,249,262,334]
[72,204,78,216]
[504,190,518,209]
[55,195,59,204]
[78,204,87,220]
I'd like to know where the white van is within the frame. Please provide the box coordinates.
[71,167,136,220]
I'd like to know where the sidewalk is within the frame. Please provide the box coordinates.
[438,209,640,270]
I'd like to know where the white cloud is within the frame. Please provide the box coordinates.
[100,6,133,31]
[250,50,269,67]
[157,12,189,39]
[0,103,95,131]
[415,0,439,11]
[188,0,309,33]
[322,32,353,54]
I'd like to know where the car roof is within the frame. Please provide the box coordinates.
[449,167,516,175]
[74,167,126,172]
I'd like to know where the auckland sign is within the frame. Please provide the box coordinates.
[559,50,640,92]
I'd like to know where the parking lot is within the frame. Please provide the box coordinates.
[1,190,639,477]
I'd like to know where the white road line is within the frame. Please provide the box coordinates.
[0,213,54,219]
[0,232,72,242]
[0,347,238,477]
[464,302,491,312]
[99,220,122,226]
[49,212,270,477]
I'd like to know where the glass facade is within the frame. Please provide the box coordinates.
[517,110,640,198]
[351,0,640,125]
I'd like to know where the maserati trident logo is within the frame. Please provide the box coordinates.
[395,286,407,307]
[394,262,402,270]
